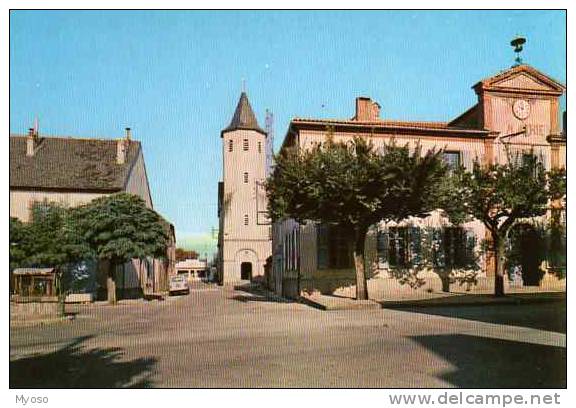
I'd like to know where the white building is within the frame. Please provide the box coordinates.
[10,127,176,299]
[217,92,272,284]
[175,259,208,281]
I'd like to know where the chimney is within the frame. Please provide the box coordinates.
[117,128,131,164]
[354,97,381,121]
[26,127,38,157]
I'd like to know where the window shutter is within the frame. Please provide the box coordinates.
[464,229,477,269]
[410,227,422,266]
[432,228,445,268]
[377,229,389,267]
[462,149,473,170]
[317,224,329,270]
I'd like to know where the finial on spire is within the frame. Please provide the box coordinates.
[510,35,526,67]
[241,78,246,93]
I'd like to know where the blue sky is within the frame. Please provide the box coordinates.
[10,10,566,254]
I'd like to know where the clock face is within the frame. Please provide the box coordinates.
[513,99,531,120]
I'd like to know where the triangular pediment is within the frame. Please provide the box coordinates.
[475,64,565,94]
[492,73,555,91]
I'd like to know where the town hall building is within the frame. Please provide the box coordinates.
[272,63,566,299]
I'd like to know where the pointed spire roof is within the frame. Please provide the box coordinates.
[221,92,266,137]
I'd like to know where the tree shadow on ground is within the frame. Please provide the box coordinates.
[394,297,566,334]
[10,335,156,388]
[230,283,293,304]
[410,334,566,388]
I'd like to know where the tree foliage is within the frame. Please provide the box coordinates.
[72,193,169,304]
[9,217,29,271]
[266,136,447,299]
[73,193,168,264]
[441,156,566,296]
[268,137,446,226]
[9,203,91,271]
[9,203,92,301]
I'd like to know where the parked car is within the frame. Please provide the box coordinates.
[169,275,190,295]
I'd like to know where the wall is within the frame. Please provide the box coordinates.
[10,190,105,222]
[299,129,486,171]
[124,149,153,208]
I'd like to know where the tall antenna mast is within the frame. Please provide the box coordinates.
[265,109,274,176]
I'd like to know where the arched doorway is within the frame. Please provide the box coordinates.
[240,262,252,280]
[234,249,259,282]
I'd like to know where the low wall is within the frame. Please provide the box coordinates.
[10,299,61,321]
[65,293,94,303]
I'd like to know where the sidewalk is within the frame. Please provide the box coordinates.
[301,291,565,311]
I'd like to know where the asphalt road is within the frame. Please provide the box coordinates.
[10,283,566,388]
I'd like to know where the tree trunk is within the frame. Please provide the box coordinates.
[107,261,117,305]
[494,237,506,297]
[353,226,369,300]
[441,272,450,293]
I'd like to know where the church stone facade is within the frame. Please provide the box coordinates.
[217,93,272,284]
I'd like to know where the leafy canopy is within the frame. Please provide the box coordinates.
[9,202,91,270]
[441,156,566,238]
[266,136,447,229]
[72,193,169,264]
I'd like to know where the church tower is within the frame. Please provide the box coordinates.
[218,92,272,283]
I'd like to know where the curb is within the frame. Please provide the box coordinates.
[379,294,566,309]
[299,296,381,311]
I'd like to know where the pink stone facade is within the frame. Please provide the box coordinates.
[272,64,566,299]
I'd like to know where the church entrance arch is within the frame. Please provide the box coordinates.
[234,249,258,281]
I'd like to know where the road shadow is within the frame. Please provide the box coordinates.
[411,334,566,388]
[394,298,566,334]
[230,284,292,304]
[10,335,156,388]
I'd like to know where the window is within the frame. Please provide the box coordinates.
[387,227,412,268]
[317,224,353,269]
[440,227,469,268]
[243,172,248,183]
[258,141,262,153]
[522,153,536,165]
[377,226,473,269]
[243,139,249,151]
[28,200,53,223]
[228,139,233,152]
[244,214,249,226]
[443,151,461,170]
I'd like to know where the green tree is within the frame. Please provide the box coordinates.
[441,157,566,296]
[24,203,91,270]
[72,193,169,304]
[9,203,92,314]
[266,136,446,300]
[9,217,29,271]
